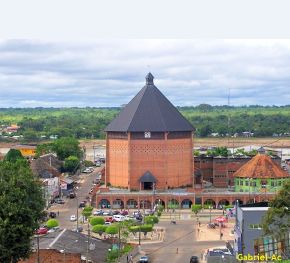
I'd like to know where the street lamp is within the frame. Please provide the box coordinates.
[209,206,212,224]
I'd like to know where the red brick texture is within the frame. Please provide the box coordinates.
[19,249,81,263]
[106,132,193,190]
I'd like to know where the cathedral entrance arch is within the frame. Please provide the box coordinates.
[139,171,157,190]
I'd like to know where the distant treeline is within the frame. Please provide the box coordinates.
[0,104,290,140]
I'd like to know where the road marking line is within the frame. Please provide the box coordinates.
[49,228,66,248]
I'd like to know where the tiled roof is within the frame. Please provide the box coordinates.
[30,154,62,178]
[233,154,289,179]
[105,73,194,132]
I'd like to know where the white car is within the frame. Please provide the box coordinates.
[113,215,125,222]
[70,215,77,221]
[105,221,112,225]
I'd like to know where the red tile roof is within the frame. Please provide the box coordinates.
[233,154,289,179]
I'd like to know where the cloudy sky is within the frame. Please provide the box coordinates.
[0,39,290,108]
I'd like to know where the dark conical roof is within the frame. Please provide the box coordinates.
[105,73,194,132]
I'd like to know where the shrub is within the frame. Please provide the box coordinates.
[90,216,105,226]
[83,206,93,212]
[140,224,153,233]
[83,160,94,167]
[157,211,162,217]
[191,205,202,215]
[129,226,140,233]
[92,224,107,235]
[105,225,118,235]
[224,205,234,209]
[46,219,59,229]
[157,205,164,212]
[144,216,159,225]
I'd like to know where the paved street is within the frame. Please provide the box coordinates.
[48,165,103,230]
[141,220,226,263]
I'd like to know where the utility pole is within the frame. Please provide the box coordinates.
[76,197,79,230]
[86,220,90,263]
[118,223,121,261]
[37,235,40,263]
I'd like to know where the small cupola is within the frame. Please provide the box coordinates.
[145,72,154,85]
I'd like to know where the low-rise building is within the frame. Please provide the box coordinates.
[13,144,37,157]
[233,150,289,194]
[234,202,269,256]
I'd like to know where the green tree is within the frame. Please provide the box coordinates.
[82,206,93,219]
[64,156,80,173]
[46,219,59,229]
[140,224,153,236]
[4,149,24,162]
[90,216,105,226]
[92,224,107,236]
[35,143,53,157]
[0,160,45,262]
[144,216,159,225]
[191,205,202,216]
[52,137,82,160]
[262,181,290,237]
[105,225,118,236]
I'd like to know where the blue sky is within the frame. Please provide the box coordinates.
[0,39,290,108]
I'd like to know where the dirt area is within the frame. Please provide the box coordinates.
[1,137,290,149]
[79,138,290,149]
[194,137,290,148]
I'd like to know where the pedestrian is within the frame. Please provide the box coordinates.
[126,254,129,263]
[129,254,133,263]
[57,211,59,216]
[176,248,179,254]
[220,232,223,240]
[198,221,201,227]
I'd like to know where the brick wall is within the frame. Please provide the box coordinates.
[106,132,193,190]
[19,249,82,263]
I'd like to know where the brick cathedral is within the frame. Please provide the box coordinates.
[105,73,195,190]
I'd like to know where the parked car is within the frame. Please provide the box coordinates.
[112,210,120,215]
[69,192,76,199]
[190,256,199,263]
[105,221,112,225]
[93,210,103,216]
[70,215,77,221]
[121,210,129,216]
[113,215,125,222]
[105,216,116,223]
[49,212,57,218]
[133,211,141,217]
[82,168,92,173]
[72,226,83,233]
[55,199,65,204]
[79,201,86,208]
[47,226,60,233]
[36,227,48,235]
[95,161,101,167]
[145,210,154,216]
[139,255,149,263]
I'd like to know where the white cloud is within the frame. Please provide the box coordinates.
[0,39,290,107]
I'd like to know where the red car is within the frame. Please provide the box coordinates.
[105,216,116,223]
[36,227,48,235]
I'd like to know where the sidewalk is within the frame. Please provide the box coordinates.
[195,219,235,241]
